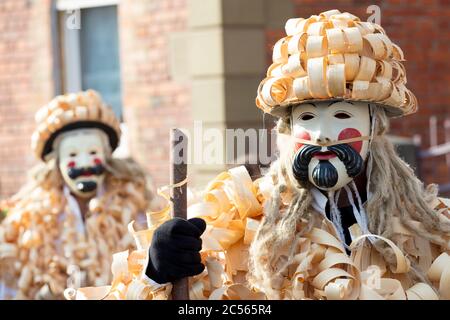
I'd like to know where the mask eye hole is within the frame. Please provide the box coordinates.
[299,113,315,121]
[69,152,77,157]
[334,112,351,119]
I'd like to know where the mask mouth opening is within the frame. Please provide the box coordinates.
[312,150,336,160]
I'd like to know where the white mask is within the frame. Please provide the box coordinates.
[57,129,108,198]
[291,101,371,191]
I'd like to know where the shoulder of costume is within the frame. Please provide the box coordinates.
[390,197,450,241]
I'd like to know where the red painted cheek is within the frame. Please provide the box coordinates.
[67,161,76,168]
[94,158,103,165]
[294,130,311,152]
[338,128,363,153]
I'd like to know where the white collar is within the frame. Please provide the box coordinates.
[310,184,372,244]
[62,183,105,233]
[311,187,328,216]
[63,186,86,234]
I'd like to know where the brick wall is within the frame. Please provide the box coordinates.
[0,0,448,198]
[0,0,54,198]
[267,0,450,194]
[119,0,191,189]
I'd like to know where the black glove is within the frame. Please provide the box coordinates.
[145,217,206,284]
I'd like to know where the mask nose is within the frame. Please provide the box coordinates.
[314,131,332,146]
[77,153,93,168]
[312,119,334,146]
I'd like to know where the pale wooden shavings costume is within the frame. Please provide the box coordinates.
[0,90,155,299]
[68,166,450,300]
[67,11,450,300]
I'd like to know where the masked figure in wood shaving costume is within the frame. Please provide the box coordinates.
[68,10,450,300]
[0,90,157,300]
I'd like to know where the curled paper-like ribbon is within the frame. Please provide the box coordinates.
[190,166,263,252]
[427,253,450,299]
[350,234,411,274]
[128,177,188,251]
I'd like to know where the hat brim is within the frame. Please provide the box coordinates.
[41,121,120,160]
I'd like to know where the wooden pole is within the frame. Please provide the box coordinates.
[171,128,190,300]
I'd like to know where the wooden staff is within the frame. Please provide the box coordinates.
[171,128,190,300]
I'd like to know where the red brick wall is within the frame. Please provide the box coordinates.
[0,0,448,198]
[267,0,450,194]
[0,0,54,198]
[119,0,191,189]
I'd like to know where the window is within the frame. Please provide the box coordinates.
[57,0,122,119]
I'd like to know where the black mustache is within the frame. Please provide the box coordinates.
[292,143,364,188]
[67,164,105,179]
[292,145,321,181]
[328,144,364,177]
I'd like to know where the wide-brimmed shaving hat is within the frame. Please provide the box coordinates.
[255,9,417,118]
[31,89,121,160]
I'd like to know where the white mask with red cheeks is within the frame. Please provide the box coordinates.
[291,101,371,191]
[57,129,109,198]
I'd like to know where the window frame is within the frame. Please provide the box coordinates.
[54,0,122,111]
[56,0,120,11]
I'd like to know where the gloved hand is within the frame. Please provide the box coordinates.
[145,217,206,284]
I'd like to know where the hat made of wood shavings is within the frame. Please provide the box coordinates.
[31,89,121,160]
[255,9,418,118]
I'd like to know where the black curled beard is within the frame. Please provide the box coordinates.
[292,144,364,189]
[76,180,98,193]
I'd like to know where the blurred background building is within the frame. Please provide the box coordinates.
[0,0,449,198]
